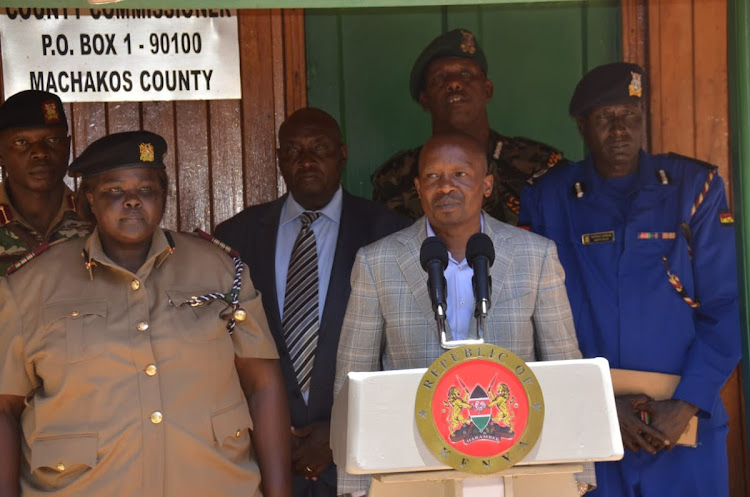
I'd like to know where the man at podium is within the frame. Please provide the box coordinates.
[334,132,592,496]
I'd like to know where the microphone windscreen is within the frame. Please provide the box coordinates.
[420,236,449,270]
[466,232,495,267]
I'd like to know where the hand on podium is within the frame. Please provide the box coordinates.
[640,398,699,450]
[615,394,669,454]
[291,421,333,480]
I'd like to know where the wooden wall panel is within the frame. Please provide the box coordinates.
[142,101,178,230]
[693,0,730,186]
[648,1,696,156]
[210,100,244,229]
[175,101,210,232]
[238,10,282,207]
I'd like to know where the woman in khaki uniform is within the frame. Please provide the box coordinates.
[0,131,291,497]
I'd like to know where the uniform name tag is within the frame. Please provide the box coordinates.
[581,231,615,245]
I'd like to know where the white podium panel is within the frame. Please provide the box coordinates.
[331,357,622,475]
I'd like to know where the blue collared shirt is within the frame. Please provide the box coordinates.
[426,214,485,340]
[275,186,342,322]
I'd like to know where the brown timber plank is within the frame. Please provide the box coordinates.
[238,10,279,207]
[174,101,210,232]
[693,0,730,193]
[142,101,179,231]
[106,102,141,134]
[209,99,244,229]
[653,0,695,156]
[283,9,307,115]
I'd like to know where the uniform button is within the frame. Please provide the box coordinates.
[56,463,65,472]
[137,321,149,332]
[150,411,163,424]
[145,364,157,376]
[235,429,242,438]
[70,311,79,318]
[131,280,141,291]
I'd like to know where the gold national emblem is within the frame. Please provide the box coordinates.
[415,344,544,474]
[139,143,155,162]
[42,101,60,124]
[628,71,643,97]
[460,30,477,55]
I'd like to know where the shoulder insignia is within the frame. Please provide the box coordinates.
[656,169,670,185]
[194,229,240,258]
[6,242,51,276]
[526,158,571,186]
[719,212,734,226]
[0,203,13,225]
[572,181,585,198]
[667,152,718,171]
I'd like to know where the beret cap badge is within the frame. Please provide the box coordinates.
[139,143,155,162]
[628,71,643,97]
[42,100,62,124]
[460,30,477,55]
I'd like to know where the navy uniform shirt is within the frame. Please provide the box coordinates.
[520,150,740,424]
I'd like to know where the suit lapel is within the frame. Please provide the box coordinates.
[484,219,515,310]
[255,198,284,344]
[396,220,436,323]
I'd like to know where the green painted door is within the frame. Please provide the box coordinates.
[306,2,621,199]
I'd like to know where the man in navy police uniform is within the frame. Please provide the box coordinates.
[520,62,740,497]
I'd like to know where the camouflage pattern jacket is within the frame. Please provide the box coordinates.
[371,129,564,225]
[0,183,92,275]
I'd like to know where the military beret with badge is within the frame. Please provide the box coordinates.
[568,62,645,117]
[69,130,167,178]
[0,89,67,131]
[409,28,488,101]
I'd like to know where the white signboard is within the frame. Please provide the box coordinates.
[0,8,241,102]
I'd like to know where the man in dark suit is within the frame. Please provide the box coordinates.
[215,107,408,497]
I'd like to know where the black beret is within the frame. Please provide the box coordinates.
[409,29,488,102]
[0,90,67,132]
[569,62,645,116]
[69,131,167,178]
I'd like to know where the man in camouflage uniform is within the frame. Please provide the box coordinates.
[0,90,91,274]
[371,29,563,225]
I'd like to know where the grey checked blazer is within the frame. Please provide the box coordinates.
[334,214,586,493]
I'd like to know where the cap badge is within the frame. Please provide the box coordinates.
[628,71,642,97]
[42,100,61,124]
[460,30,477,55]
[139,143,155,162]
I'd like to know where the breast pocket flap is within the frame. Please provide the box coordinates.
[42,300,107,325]
[31,434,98,471]
[211,401,254,446]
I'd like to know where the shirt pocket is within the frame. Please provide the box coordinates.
[211,400,253,461]
[30,434,98,488]
[41,300,108,364]
[165,289,230,342]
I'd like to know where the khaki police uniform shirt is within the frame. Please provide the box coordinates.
[0,228,279,497]
[0,183,92,275]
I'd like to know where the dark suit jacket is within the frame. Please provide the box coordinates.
[215,190,408,496]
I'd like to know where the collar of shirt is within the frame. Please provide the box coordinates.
[424,213,485,264]
[424,214,485,340]
[85,227,173,280]
[0,182,77,237]
[279,186,343,228]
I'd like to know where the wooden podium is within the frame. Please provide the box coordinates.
[330,358,623,497]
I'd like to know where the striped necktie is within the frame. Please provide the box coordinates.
[282,211,322,394]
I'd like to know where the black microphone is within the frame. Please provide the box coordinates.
[420,236,449,321]
[466,233,495,318]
